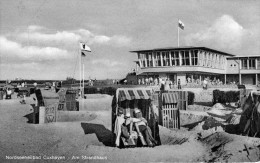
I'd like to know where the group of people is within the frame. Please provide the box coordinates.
[186,77,224,86]
[114,108,157,147]
[137,77,183,90]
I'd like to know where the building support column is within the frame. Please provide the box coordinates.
[239,73,242,85]
[152,52,155,67]
[247,58,249,70]
[256,74,258,86]
[179,51,182,66]
[224,74,226,85]
[256,59,258,69]
[169,52,172,66]
[189,50,192,66]
[199,75,202,85]
[160,52,163,66]
[145,54,148,67]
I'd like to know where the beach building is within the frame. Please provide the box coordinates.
[131,46,260,85]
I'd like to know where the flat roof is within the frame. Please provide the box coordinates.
[227,55,260,59]
[130,46,235,56]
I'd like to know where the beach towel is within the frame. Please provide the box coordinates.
[114,115,125,146]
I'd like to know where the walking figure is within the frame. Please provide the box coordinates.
[178,79,181,89]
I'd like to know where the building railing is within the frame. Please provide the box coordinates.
[138,65,226,70]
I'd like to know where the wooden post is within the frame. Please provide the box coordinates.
[39,106,45,124]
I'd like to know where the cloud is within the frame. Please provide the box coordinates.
[78,29,131,46]
[91,59,123,67]
[0,36,71,62]
[12,26,131,48]
[185,15,247,50]
[27,25,45,31]
[17,30,81,47]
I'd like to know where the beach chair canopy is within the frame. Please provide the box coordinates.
[116,88,152,102]
[161,92,179,104]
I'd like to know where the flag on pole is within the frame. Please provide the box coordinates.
[80,42,91,56]
[178,20,185,30]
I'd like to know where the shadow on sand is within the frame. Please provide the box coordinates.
[81,123,115,147]
[24,104,39,124]
[182,116,242,135]
[194,102,213,107]
[181,117,208,130]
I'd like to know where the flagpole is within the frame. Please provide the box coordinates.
[178,19,179,47]
[79,43,82,98]
[83,63,85,98]
[82,63,85,109]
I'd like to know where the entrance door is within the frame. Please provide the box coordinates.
[168,74,176,83]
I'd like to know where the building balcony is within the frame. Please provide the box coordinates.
[136,65,226,75]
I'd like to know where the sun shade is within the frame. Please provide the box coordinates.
[162,92,178,104]
[118,89,152,101]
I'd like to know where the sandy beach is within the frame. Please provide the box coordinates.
[0,91,260,163]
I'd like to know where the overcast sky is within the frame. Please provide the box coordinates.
[0,0,259,80]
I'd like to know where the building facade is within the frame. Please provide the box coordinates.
[131,47,260,85]
[227,56,260,85]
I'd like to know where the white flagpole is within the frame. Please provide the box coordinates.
[83,63,85,98]
[79,43,82,98]
[82,63,85,109]
[178,19,179,47]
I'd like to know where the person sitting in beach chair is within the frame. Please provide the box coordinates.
[132,109,157,147]
[114,109,138,148]
[114,108,125,147]
[121,112,138,146]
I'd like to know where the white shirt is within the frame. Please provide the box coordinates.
[7,90,12,95]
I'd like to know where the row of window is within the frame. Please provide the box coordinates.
[241,59,260,69]
[138,50,225,69]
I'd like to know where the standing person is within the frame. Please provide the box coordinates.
[160,79,165,91]
[165,79,170,91]
[149,77,153,86]
[169,80,173,89]
[154,77,158,86]
[138,78,141,85]
[178,79,181,89]
[21,82,25,87]
[158,77,162,87]
[142,78,145,85]
[6,88,12,99]
[33,82,37,88]
[145,77,149,85]
[203,79,208,90]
